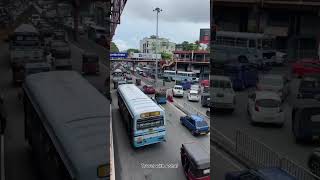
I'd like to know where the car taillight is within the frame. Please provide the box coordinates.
[255,104,260,111]
[256,85,261,90]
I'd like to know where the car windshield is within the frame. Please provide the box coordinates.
[212,80,231,88]
[256,99,280,108]
[52,42,67,47]
[196,121,207,127]
[175,86,182,90]
[190,93,198,96]
[261,77,283,86]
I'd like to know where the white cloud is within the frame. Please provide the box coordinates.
[112,0,210,50]
[113,39,131,52]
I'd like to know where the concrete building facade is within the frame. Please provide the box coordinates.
[140,36,176,54]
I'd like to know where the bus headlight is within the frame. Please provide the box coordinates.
[136,136,143,143]
[97,164,109,178]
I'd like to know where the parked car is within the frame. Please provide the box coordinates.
[247,91,284,127]
[142,85,155,94]
[172,85,184,97]
[211,76,236,111]
[256,74,290,102]
[292,59,320,78]
[292,98,320,142]
[180,115,209,135]
[297,75,320,99]
[187,90,200,102]
[180,143,210,180]
[225,168,296,180]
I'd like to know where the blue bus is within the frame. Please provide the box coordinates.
[117,84,166,148]
[224,63,258,90]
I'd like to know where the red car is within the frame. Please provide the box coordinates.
[143,85,155,94]
[200,80,209,87]
[292,59,320,78]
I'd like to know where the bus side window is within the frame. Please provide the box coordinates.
[249,40,256,48]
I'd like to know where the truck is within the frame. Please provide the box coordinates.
[9,24,45,83]
[49,40,72,70]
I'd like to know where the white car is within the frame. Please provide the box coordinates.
[211,76,236,111]
[172,85,184,97]
[190,84,201,93]
[188,90,200,102]
[247,91,285,127]
[257,74,290,102]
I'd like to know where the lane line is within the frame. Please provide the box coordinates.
[212,145,242,170]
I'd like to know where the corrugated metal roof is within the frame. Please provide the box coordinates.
[24,71,109,179]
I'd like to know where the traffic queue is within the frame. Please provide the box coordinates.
[211,57,320,177]
[111,65,210,180]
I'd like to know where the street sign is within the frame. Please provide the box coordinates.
[110,52,128,59]
[131,53,161,60]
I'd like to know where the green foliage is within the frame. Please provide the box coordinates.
[110,42,119,52]
[126,48,140,53]
[161,52,172,60]
[177,41,200,51]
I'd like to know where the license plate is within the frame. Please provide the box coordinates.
[264,117,274,121]
[200,132,207,135]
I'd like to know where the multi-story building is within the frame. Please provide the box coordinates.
[140,36,176,54]
[200,28,210,44]
[173,50,210,79]
[212,0,320,60]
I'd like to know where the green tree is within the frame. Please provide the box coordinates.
[126,48,140,53]
[110,42,119,52]
[161,52,172,60]
[181,41,189,51]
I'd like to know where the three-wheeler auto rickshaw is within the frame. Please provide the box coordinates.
[136,78,141,86]
[292,98,320,142]
[180,142,210,180]
[82,52,99,75]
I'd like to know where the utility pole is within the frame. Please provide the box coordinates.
[153,7,162,87]
[72,0,80,42]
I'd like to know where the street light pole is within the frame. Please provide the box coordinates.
[153,7,162,87]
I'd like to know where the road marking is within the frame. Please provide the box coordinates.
[167,102,186,116]
[211,145,242,170]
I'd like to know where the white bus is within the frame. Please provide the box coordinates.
[163,70,198,82]
[117,84,166,148]
[213,31,287,67]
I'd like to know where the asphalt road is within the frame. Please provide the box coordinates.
[213,65,318,170]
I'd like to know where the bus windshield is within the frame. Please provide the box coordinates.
[259,39,274,50]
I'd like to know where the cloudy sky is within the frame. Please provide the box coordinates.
[112,0,210,51]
